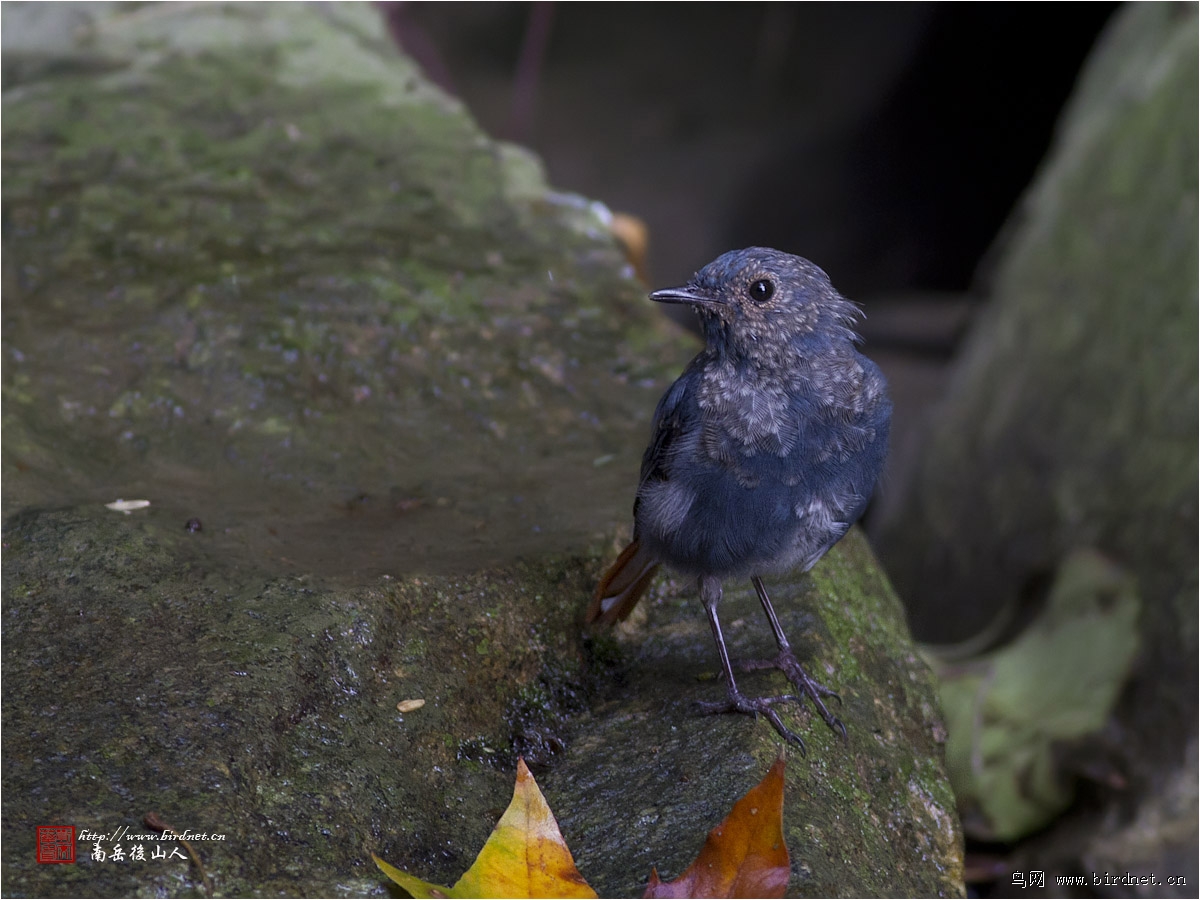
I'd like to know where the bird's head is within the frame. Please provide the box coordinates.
[650,247,862,358]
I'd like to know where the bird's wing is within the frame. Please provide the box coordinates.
[588,362,702,627]
[636,361,702,497]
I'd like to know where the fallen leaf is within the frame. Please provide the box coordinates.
[932,547,1141,841]
[372,854,448,900]
[644,755,790,899]
[373,758,596,899]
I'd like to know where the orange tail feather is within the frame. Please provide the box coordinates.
[587,539,660,626]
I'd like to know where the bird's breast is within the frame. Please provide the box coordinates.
[696,359,801,460]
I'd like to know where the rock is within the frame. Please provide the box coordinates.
[3,505,601,894]
[1,3,962,896]
[877,1,1197,888]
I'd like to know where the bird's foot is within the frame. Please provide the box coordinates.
[695,690,809,753]
[735,651,847,742]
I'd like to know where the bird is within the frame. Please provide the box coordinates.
[587,247,891,751]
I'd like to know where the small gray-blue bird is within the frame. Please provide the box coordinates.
[588,247,892,750]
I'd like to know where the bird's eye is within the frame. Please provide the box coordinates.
[748,278,775,303]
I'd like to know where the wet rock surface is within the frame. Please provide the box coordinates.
[2,3,961,896]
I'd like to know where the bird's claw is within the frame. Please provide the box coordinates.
[696,691,808,754]
[733,650,848,742]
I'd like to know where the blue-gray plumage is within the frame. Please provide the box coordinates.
[587,247,891,750]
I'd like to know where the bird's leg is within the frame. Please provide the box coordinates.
[693,574,809,752]
[733,575,847,741]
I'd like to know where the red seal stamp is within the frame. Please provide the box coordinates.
[37,826,76,864]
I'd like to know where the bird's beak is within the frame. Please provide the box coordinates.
[649,285,720,306]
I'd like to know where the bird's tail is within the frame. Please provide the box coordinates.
[587,539,661,626]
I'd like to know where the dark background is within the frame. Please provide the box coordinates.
[384,2,1117,297]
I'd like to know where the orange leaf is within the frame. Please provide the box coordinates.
[643,755,790,899]
[374,758,597,899]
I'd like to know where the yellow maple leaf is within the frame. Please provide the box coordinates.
[373,758,597,899]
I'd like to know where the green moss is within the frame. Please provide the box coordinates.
[3,1,689,570]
